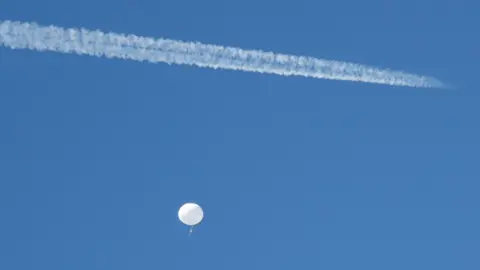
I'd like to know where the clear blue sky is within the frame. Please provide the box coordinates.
[1,0,479,269]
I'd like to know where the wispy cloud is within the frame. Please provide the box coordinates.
[0,20,443,88]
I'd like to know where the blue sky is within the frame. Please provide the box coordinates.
[1,0,479,269]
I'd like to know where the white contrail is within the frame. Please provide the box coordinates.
[0,20,443,88]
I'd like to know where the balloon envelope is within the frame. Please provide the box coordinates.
[178,203,203,226]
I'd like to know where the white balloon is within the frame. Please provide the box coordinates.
[178,203,204,226]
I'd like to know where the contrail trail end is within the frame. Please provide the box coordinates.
[0,20,443,88]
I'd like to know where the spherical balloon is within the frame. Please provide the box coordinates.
[178,203,204,226]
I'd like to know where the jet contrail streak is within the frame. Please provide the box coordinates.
[0,20,443,88]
